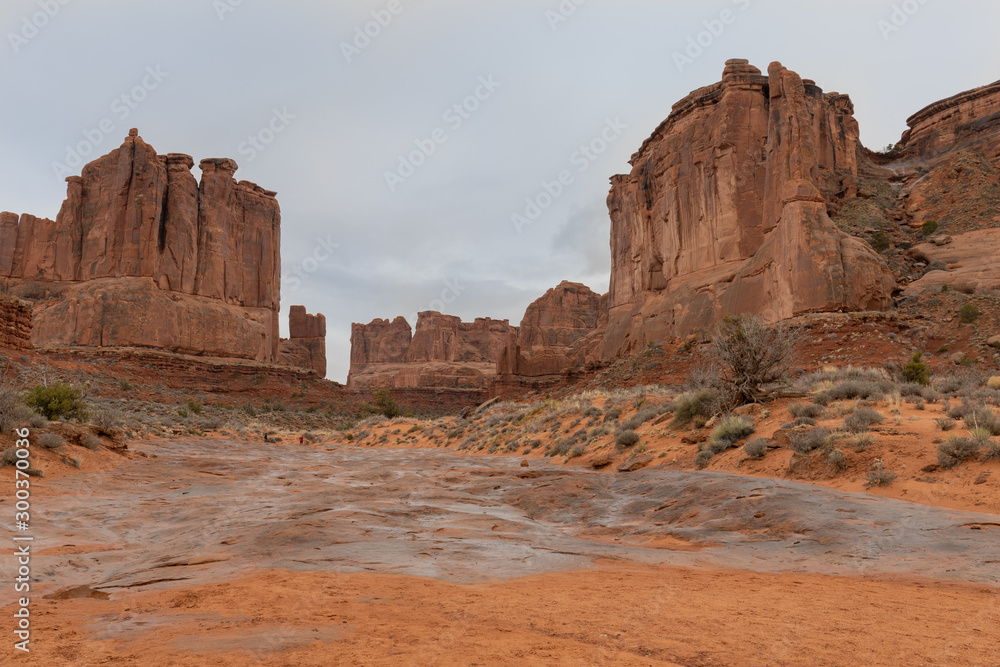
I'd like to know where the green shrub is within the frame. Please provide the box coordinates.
[959,303,981,324]
[921,220,939,236]
[186,400,203,416]
[902,353,931,386]
[24,384,88,422]
[373,389,401,419]
[869,231,891,253]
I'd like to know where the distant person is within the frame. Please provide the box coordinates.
[299,435,304,445]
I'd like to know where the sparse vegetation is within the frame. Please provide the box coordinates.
[866,460,897,487]
[843,408,884,433]
[615,429,640,448]
[938,436,980,469]
[37,433,67,450]
[790,428,830,454]
[788,402,823,419]
[934,417,957,431]
[959,303,981,324]
[743,437,768,460]
[82,434,102,451]
[669,389,718,428]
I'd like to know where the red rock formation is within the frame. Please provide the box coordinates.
[497,281,606,377]
[348,312,513,389]
[602,60,895,358]
[898,78,1000,162]
[281,306,327,377]
[0,293,32,351]
[0,130,283,362]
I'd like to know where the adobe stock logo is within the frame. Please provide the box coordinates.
[7,0,73,54]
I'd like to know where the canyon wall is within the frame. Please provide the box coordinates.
[0,294,32,351]
[602,60,896,358]
[348,312,513,389]
[0,129,284,363]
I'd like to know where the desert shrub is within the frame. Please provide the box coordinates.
[550,437,576,457]
[603,407,622,423]
[37,432,67,450]
[707,415,755,454]
[901,353,931,386]
[28,414,47,429]
[853,432,876,451]
[621,406,663,431]
[615,429,640,448]
[843,407,884,433]
[866,461,897,487]
[24,384,88,422]
[186,400,203,416]
[988,377,1000,390]
[372,389,401,419]
[982,442,1000,462]
[669,389,719,428]
[582,407,602,419]
[91,408,123,436]
[567,444,587,459]
[934,417,957,431]
[695,449,715,469]
[815,380,889,406]
[0,388,32,434]
[81,434,102,451]
[922,220,939,236]
[828,449,848,471]
[959,303,981,324]
[2,447,19,466]
[710,314,794,405]
[965,407,1000,436]
[938,436,980,469]
[868,231,891,253]
[743,437,769,460]
[788,402,823,419]
[790,428,830,454]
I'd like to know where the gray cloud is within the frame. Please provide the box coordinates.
[2,0,998,381]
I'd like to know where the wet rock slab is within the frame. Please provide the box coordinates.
[6,439,998,603]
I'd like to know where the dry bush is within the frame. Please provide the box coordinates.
[710,315,794,405]
[743,437,769,460]
[843,408,884,433]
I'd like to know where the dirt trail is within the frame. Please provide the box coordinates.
[2,438,998,665]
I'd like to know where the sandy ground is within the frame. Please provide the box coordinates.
[14,564,1000,666]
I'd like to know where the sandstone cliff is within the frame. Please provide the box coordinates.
[0,293,32,351]
[602,60,896,358]
[348,312,513,389]
[278,306,328,377]
[497,281,606,378]
[0,130,284,363]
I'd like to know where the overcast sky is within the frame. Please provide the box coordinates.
[1,0,998,381]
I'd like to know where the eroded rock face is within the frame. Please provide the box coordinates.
[0,131,283,362]
[602,60,895,358]
[283,306,327,377]
[899,78,1000,162]
[498,281,606,377]
[348,312,513,389]
[0,293,32,351]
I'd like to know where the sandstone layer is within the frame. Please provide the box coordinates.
[0,293,32,351]
[1,130,285,363]
[278,306,328,377]
[348,312,513,389]
[602,60,896,358]
[497,281,606,378]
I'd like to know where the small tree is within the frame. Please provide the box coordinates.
[24,384,88,422]
[902,352,931,386]
[373,389,401,419]
[711,314,794,405]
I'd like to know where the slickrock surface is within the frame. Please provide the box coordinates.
[349,312,513,389]
[8,439,998,665]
